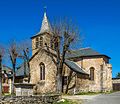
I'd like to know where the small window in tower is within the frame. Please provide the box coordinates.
[36,42,39,48]
[36,37,39,41]
[40,37,43,47]
[36,37,39,48]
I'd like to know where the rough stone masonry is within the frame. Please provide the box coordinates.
[0,94,61,104]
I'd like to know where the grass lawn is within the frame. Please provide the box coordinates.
[56,99,82,104]
[75,91,116,95]
[75,92,101,95]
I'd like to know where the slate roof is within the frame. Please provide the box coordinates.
[2,65,12,73]
[29,47,110,76]
[39,12,52,34]
[65,47,110,59]
[16,59,88,77]
[2,65,12,78]
[31,12,52,39]
[15,62,29,77]
[65,59,88,75]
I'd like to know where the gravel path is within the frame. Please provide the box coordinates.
[62,91,120,104]
[62,94,99,104]
[84,91,120,104]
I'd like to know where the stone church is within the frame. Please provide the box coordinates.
[29,12,112,94]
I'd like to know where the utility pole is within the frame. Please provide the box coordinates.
[0,55,2,97]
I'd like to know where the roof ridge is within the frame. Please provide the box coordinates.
[77,47,100,54]
[67,60,89,74]
[2,65,12,70]
[65,59,88,75]
[70,47,91,52]
[78,47,91,50]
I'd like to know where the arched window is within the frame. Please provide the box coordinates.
[39,62,45,80]
[36,37,39,48]
[39,37,43,47]
[35,37,43,49]
[90,67,95,81]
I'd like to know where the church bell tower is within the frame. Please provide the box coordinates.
[31,11,52,55]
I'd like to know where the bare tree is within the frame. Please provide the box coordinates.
[18,40,31,83]
[0,45,4,97]
[65,71,76,94]
[8,41,19,95]
[7,40,31,95]
[51,19,81,93]
[18,48,30,83]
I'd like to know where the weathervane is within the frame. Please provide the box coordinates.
[44,6,47,13]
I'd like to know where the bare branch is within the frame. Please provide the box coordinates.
[50,18,81,93]
[0,45,4,57]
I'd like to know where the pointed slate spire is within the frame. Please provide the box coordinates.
[31,9,52,39]
[40,11,51,34]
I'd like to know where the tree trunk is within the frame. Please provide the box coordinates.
[11,63,15,96]
[23,49,30,83]
[65,71,74,94]
[27,61,30,83]
[24,59,26,77]
[65,83,69,94]
[0,55,2,97]
[56,73,62,94]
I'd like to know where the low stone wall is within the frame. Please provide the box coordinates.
[112,78,120,84]
[0,94,61,104]
[112,78,120,91]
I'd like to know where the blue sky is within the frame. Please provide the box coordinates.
[0,0,120,77]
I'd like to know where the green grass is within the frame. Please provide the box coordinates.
[75,92,101,95]
[2,93,11,96]
[56,99,80,104]
[2,93,16,96]
[75,91,117,95]
[101,90,117,94]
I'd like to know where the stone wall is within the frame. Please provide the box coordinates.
[75,74,89,93]
[77,57,103,92]
[0,94,61,104]
[112,78,120,84]
[30,49,57,94]
[30,43,112,94]
[76,57,112,92]
[32,38,39,55]
[112,78,120,91]
[32,33,51,55]
[101,63,112,92]
[68,56,113,93]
